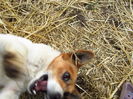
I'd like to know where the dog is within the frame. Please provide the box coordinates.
[0,34,94,99]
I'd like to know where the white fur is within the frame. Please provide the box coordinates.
[0,34,61,99]
[47,71,63,96]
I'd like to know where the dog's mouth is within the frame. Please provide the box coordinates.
[29,74,48,94]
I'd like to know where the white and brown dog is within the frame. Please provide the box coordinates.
[0,34,94,99]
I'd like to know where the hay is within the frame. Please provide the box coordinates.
[0,0,133,99]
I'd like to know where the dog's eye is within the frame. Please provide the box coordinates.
[62,72,70,82]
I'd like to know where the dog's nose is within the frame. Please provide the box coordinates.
[48,92,62,99]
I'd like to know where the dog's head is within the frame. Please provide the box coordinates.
[28,50,94,99]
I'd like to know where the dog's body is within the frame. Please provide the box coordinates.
[0,34,60,99]
[0,34,94,99]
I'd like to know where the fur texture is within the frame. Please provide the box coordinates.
[0,34,94,99]
[0,34,60,99]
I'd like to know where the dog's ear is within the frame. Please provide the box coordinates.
[62,50,94,68]
[71,50,94,68]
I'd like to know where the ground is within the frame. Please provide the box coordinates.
[0,0,133,99]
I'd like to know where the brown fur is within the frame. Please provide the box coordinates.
[48,54,78,93]
[47,50,94,98]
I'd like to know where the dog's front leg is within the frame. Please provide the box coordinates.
[0,89,20,99]
[0,82,22,99]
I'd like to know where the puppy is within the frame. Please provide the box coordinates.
[0,34,94,99]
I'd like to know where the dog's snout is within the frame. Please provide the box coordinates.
[48,92,62,99]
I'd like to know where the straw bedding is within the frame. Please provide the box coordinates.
[0,0,133,99]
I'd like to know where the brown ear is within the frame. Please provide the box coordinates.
[71,50,94,68]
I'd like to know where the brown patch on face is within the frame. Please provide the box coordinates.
[47,53,78,93]
[47,50,94,97]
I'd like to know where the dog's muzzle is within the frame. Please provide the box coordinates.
[29,74,48,94]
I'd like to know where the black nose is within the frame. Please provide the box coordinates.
[48,92,62,99]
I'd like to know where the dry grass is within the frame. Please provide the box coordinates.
[0,0,133,99]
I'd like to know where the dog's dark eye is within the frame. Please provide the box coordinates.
[62,72,70,82]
